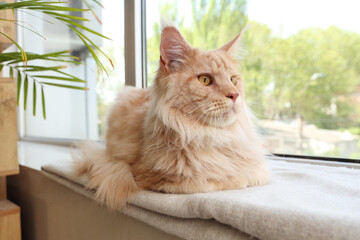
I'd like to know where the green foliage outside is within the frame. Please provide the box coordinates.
[146,0,360,132]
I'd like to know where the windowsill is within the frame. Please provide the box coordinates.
[18,141,72,171]
[268,155,360,169]
[18,141,360,171]
[14,141,360,240]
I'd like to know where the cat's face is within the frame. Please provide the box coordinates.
[155,26,246,128]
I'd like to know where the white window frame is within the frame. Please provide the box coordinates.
[124,0,147,88]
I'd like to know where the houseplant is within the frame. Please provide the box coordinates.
[0,0,111,118]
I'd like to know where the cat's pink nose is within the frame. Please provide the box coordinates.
[226,93,239,103]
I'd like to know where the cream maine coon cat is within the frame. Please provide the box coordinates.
[74,24,270,209]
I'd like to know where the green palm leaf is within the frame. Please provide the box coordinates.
[41,86,46,119]
[32,75,86,83]
[24,75,29,110]
[41,82,89,90]
[17,70,22,106]
[0,32,27,63]
[33,81,36,116]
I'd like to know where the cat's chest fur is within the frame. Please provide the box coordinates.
[132,114,264,193]
[106,88,268,194]
[142,121,244,175]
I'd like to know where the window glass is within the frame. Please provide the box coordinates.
[19,0,124,140]
[146,0,360,159]
[96,0,125,138]
[20,3,91,140]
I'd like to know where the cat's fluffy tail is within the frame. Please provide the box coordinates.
[72,142,139,209]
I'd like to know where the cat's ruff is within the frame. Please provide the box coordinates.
[73,25,270,209]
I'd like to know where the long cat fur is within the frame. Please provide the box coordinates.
[73,24,270,209]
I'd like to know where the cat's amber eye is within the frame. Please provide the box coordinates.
[230,77,238,85]
[198,75,212,86]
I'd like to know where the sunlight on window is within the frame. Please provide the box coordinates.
[96,0,125,138]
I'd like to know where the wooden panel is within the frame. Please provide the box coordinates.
[0,177,6,200]
[0,213,21,240]
[0,2,21,239]
[0,78,19,176]
[0,200,21,240]
[0,200,19,217]
[0,0,16,52]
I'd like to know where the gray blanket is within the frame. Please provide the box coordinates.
[42,159,360,240]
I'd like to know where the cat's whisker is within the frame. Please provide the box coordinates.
[192,110,211,145]
[180,108,214,146]
[152,103,212,141]
[169,102,208,118]
[183,105,204,116]
[202,112,214,151]
[154,108,214,152]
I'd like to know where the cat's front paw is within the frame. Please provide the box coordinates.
[248,164,270,187]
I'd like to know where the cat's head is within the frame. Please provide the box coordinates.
[154,24,247,128]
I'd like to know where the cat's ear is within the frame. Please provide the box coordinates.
[160,26,190,71]
[220,25,250,56]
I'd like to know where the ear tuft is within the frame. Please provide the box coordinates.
[160,17,175,29]
[160,25,190,71]
[220,25,250,59]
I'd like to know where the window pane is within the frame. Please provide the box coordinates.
[96,0,125,139]
[18,0,124,140]
[20,4,92,140]
[146,0,360,159]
